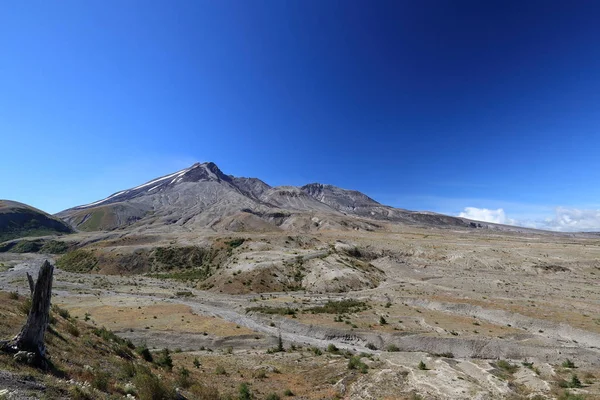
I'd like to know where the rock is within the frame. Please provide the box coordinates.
[13,350,36,364]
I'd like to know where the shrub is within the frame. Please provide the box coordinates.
[227,238,245,248]
[8,291,19,300]
[496,360,519,374]
[246,306,297,316]
[154,349,173,370]
[266,394,281,400]
[11,240,42,253]
[379,316,387,325]
[238,382,252,400]
[570,374,582,388]
[91,371,110,392]
[176,367,193,389]
[215,365,227,375]
[52,304,71,320]
[69,386,92,400]
[348,356,368,373]
[558,390,586,400]
[327,344,339,353]
[386,344,399,352]
[562,359,576,369]
[189,384,221,399]
[92,326,133,348]
[66,323,80,337]
[134,368,176,400]
[255,369,267,379]
[120,361,137,379]
[308,299,367,314]
[136,345,153,362]
[111,343,134,359]
[418,361,428,370]
[365,343,377,350]
[193,357,201,368]
[40,240,69,254]
[283,389,294,396]
[19,297,32,315]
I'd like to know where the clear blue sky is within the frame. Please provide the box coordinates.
[2,1,600,230]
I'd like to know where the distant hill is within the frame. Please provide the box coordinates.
[57,162,481,233]
[0,200,72,242]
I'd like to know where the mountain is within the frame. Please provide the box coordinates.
[0,200,73,242]
[57,162,478,232]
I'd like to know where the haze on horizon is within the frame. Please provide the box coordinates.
[2,1,600,232]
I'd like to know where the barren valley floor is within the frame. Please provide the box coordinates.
[1,226,600,399]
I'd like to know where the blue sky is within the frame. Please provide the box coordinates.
[2,1,600,231]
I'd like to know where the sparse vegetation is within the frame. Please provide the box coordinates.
[386,344,399,352]
[56,249,98,273]
[154,348,174,370]
[496,360,519,374]
[348,355,369,373]
[308,299,368,314]
[238,382,253,400]
[246,306,297,316]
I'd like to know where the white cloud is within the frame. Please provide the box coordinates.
[458,207,509,224]
[458,206,600,232]
[541,207,600,232]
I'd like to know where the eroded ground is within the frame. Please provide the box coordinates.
[2,226,600,399]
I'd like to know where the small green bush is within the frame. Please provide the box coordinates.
[189,384,221,399]
[154,349,173,370]
[327,344,339,353]
[238,382,252,400]
[496,360,519,374]
[348,356,368,373]
[134,367,176,400]
[69,385,92,400]
[307,299,367,314]
[66,323,80,337]
[91,371,110,392]
[176,367,193,389]
[562,359,576,369]
[52,304,71,320]
[215,365,227,375]
[418,361,428,370]
[386,344,399,352]
[120,361,137,379]
[136,345,153,362]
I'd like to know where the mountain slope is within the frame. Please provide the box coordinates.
[0,200,73,242]
[58,162,477,232]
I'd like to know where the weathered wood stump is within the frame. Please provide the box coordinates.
[1,260,54,369]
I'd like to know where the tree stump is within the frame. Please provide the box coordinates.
[1,260,54,369]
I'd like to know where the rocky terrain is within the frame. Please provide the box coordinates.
[1,163,600,399]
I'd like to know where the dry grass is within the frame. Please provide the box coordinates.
[65,303,254,336]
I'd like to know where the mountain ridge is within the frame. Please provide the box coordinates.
[56,161,482,232]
